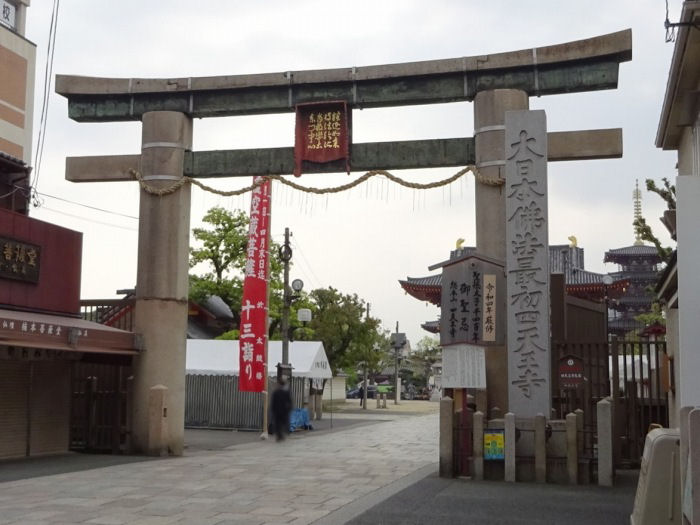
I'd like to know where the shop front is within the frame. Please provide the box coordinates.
[0,206,140,460]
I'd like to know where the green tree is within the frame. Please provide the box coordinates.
[633,177,676,263]
[305,287,385,373]
[188,206,283,334]
[190,208,388,366]
[635,302,665,330]
[407,336,441,389]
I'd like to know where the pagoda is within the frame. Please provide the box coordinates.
[603,181,663,338]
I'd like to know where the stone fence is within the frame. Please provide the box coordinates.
[440,397,613,486]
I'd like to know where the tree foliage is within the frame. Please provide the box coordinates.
[189,208,388,371]
[305,287,387,374]
[635,302,665,328]
[405,336,441,388]
[189,206,283,334]
[633,177,676,263]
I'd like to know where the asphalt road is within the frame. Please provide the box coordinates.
[346,469,639,525]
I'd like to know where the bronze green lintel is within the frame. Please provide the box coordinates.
[184,138,474,177]
[182,130,621,178]
[64,130,621,182]
[66,61,621,122]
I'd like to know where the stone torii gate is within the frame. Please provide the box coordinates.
[57,30,630,455]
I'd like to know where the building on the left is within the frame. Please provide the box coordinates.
[0,1,141,460]
[1,0,34,165]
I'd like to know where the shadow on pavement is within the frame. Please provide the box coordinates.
[0,414,383,483]
[0,452,158,484]
[346,468,640,525]
[183,414,382,452]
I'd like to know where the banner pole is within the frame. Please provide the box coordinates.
[260,181,272,439]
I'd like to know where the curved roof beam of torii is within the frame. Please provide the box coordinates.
[56,30,632,122]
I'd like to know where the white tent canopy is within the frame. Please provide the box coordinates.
[186,339,332,379]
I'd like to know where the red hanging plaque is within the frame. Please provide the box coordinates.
[294,101,350,177]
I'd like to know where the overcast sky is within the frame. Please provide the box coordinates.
[24,1,680,346]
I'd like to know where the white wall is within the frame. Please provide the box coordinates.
[322,376,346,402]
[676,175,700,411]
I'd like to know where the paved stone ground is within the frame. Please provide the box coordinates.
[0,402,638,525]
[0,408,439,524]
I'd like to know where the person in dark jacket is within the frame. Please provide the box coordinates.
[271,377,293,441]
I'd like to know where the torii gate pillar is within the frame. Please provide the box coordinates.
[132,111,192,455]
[474,89,528,414]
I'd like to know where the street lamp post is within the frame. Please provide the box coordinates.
[278,227,304,381]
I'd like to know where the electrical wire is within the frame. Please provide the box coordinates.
[290,237,323,290]
[36,191,138,219]
[0,186,23,200]
[31,0,61,192]
[39,206,138,232]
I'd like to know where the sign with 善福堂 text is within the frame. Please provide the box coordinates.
[294,101,350,177]
[505,109,550,418]
[439,256,504,347]
[0,236,41,284]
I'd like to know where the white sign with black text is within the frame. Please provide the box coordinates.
[442,344,486,389]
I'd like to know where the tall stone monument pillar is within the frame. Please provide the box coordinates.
[505,110,551,418]
[131,111,192,455]
[473,89,528,413]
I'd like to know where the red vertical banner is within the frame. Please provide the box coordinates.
[238,177,271,392]
[294,101,350,177]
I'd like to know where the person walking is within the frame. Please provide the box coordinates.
[359,385,364,407]
[271,377,293,441]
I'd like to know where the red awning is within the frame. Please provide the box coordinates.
[0,308,140,356]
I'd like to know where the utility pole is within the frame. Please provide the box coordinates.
[362,303,370,410]
[277,227,304,382]
[394,322,399,405]
[280,227,292,368]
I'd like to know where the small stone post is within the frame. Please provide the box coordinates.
[473,410,484,481]
[575,408,584,455]
[566,412,578,484]
[125,376,134,452]
[439,397,454,478]
[148,385,169,456]
[597,399,614,487]
[534,413,546,483]
[505,412,516,482]
[314,393,323,420]
[376,394,381,409]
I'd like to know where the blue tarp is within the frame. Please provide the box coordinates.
[289,408,313,432]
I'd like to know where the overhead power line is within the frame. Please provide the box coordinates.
[31,0,61,192]
[39,206,138,232]
[37,190,138,220]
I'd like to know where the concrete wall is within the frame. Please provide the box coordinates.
[0,25,35,163]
